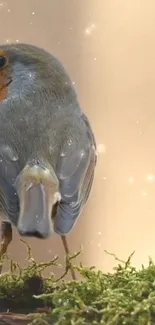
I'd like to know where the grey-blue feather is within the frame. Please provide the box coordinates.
[54,113,97,234]
[0,147,19,224]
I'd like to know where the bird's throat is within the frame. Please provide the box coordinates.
[0,69,12,102]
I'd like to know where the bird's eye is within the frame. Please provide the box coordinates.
[0,56,8,69]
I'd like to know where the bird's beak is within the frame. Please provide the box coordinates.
[15,164,61,239]
[0,69,12,102]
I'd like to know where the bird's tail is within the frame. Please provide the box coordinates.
[15,161,61,238]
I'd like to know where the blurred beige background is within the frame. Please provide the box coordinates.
[0,0,155,277]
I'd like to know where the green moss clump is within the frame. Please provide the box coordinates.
[1,244,155,324]
[0,240,61,312]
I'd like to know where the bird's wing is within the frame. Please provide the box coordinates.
[54,114,97,234]
[0,151,19,223]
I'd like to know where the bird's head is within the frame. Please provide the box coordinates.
[0,43,72,102]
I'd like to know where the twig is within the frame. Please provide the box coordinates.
[104,250,135,269]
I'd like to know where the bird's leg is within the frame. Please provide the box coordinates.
[61,235,76,280]
[0,222,12,273]
[52,203,76,280]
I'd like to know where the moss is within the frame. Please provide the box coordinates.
[1,244,155,324]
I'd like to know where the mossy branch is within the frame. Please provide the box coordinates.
[1,246,155,324]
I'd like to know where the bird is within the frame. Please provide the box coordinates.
[0,43,97,276]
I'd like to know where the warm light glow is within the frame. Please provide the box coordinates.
[84,23,96,36]
[128,177,135,184]
[146,174,154,182]
[97,144,106,154]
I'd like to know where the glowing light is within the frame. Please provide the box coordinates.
[146,174,154,182]
[94,57,97,61]
[98,231,102,235]
[5,39,11,43]
[32,11,35,15]
[84,23,96,36]
[60,152,66,157]
[128,177,135,184]
[97,144,106,154]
